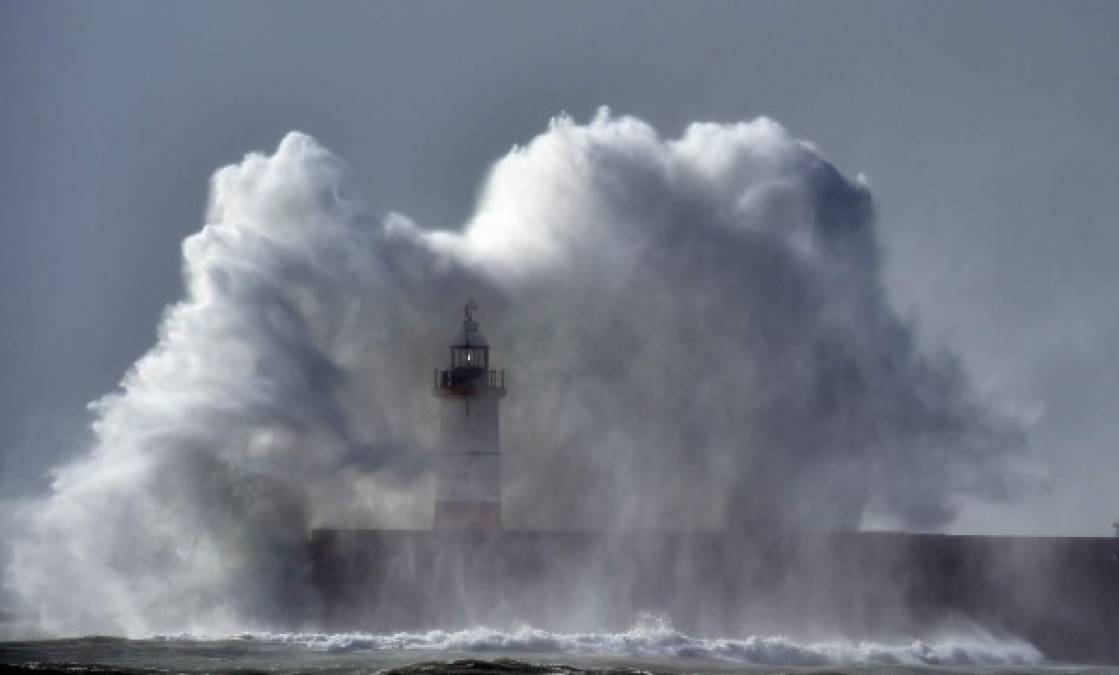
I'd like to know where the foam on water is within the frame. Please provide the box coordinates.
[163,618,1044,668]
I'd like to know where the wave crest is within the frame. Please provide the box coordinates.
[173,618,1043,667]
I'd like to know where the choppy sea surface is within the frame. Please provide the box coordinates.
[1,621,1113,674]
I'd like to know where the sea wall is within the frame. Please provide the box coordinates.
[308,530,1119,664]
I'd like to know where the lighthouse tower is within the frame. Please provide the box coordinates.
[432,301,506,530]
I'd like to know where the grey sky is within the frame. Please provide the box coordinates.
[2,0,1117,534]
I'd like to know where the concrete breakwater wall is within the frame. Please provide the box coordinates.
[308,530,1119,663]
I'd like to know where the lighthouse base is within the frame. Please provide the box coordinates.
[433,500,501,530]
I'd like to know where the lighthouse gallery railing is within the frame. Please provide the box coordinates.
[433,368,504,390]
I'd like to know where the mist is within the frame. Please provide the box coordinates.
[5,111,1033,636]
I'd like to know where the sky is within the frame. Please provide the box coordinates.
[1,0,1117,535]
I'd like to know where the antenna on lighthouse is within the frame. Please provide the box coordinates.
[463,300,479,346]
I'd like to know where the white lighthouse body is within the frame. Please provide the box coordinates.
[432,302,505,529]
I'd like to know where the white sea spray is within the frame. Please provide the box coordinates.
[7,112,1032,636]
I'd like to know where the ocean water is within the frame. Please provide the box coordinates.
[2,620,1111,674]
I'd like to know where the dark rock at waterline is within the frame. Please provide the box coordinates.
[379,659,647,674]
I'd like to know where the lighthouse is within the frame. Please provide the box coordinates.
[432,301,506,529]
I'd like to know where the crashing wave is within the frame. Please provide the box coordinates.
[163,618,1043,668]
